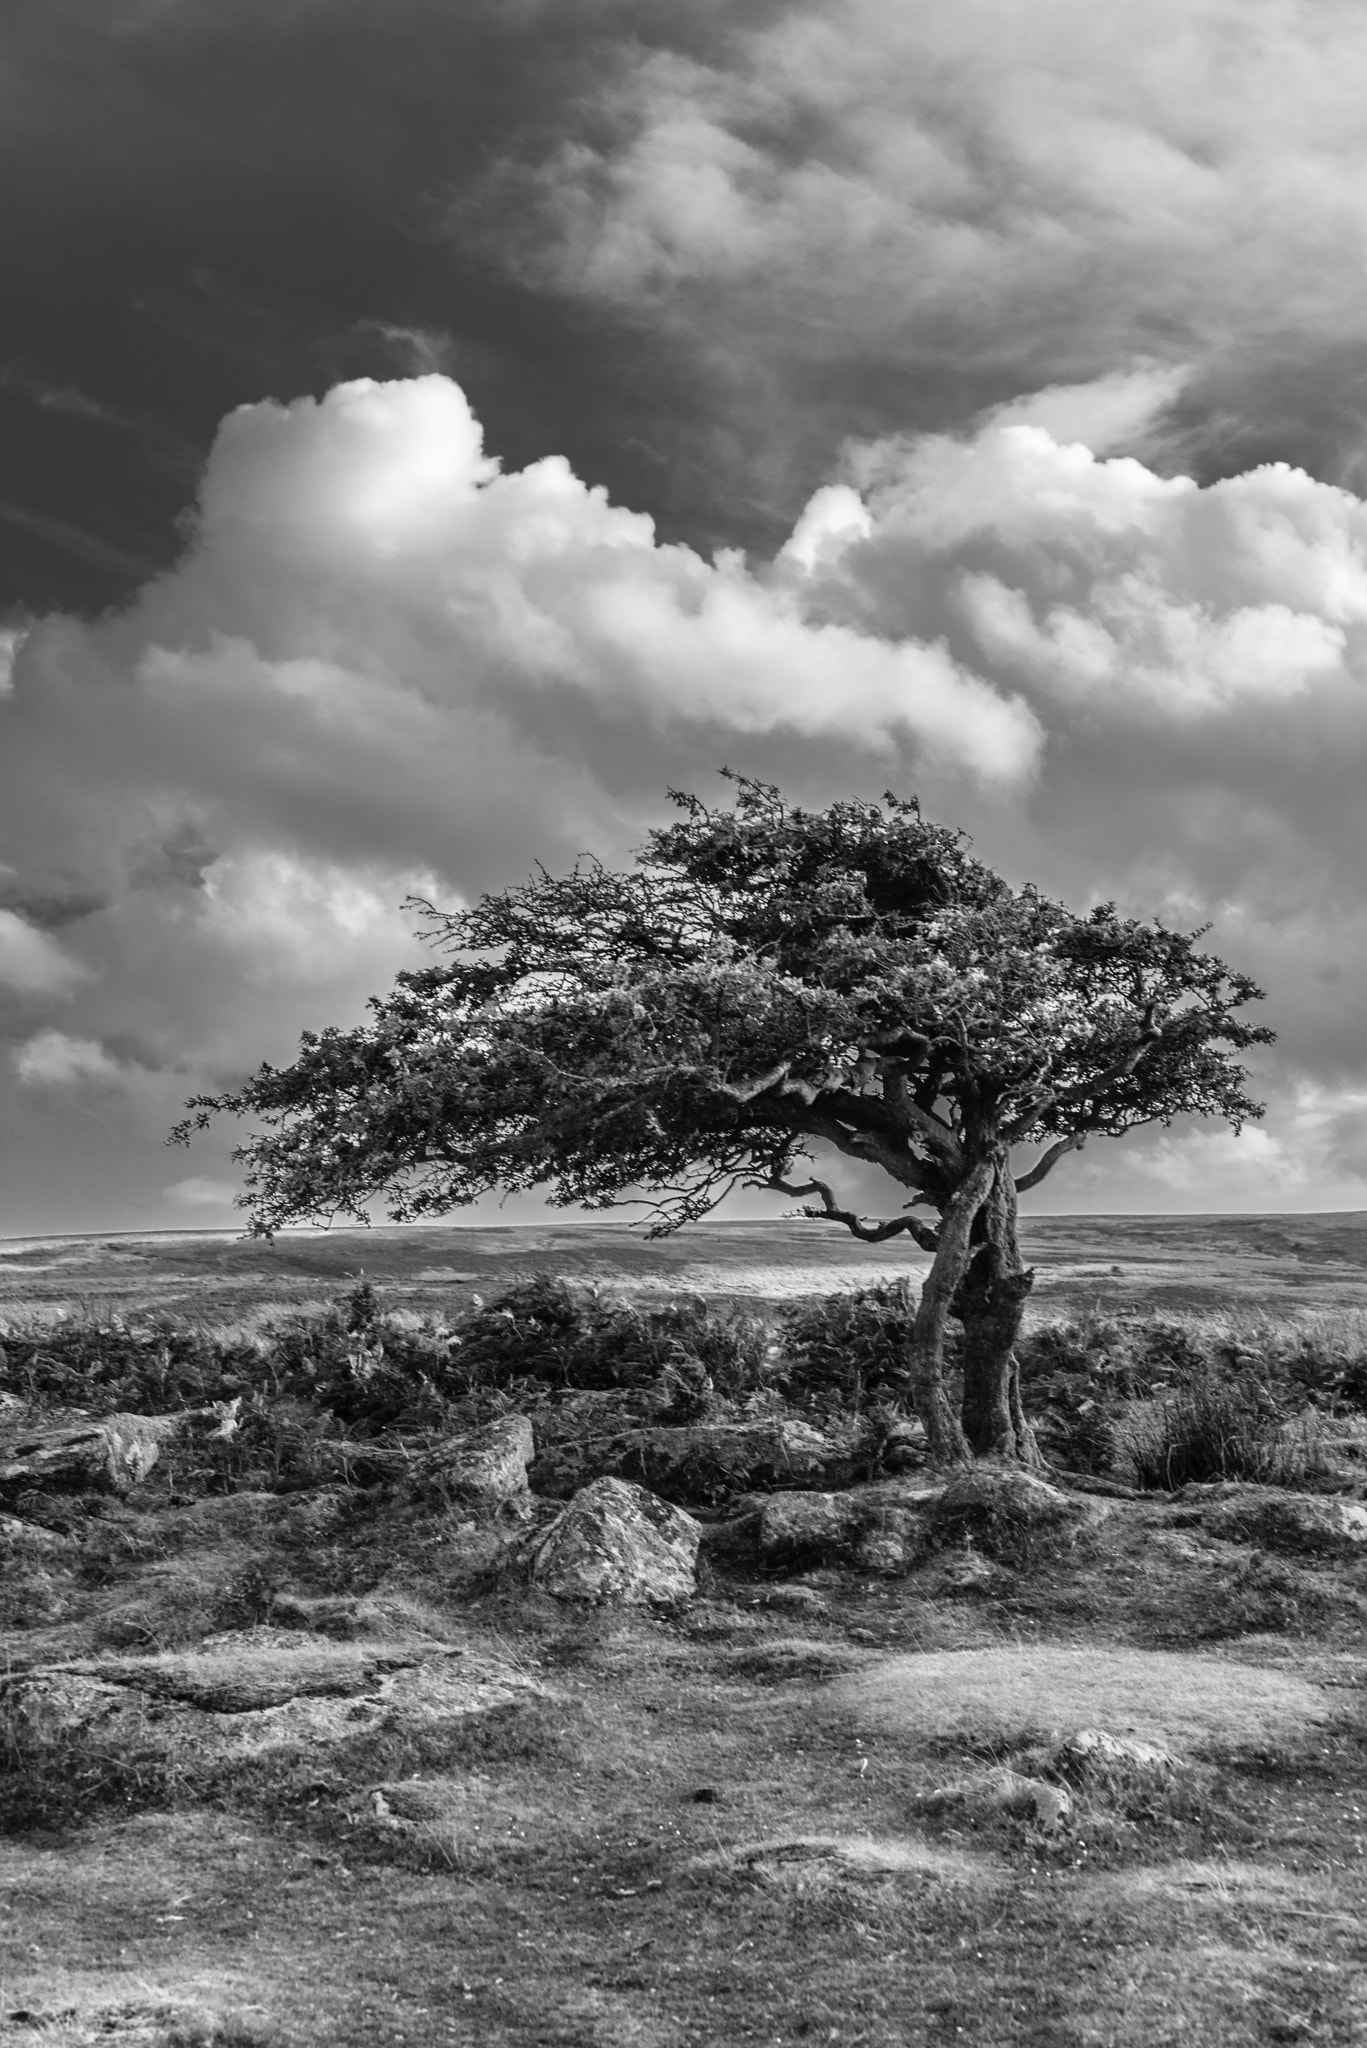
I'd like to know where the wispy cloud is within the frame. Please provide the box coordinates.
[0,363,144,432]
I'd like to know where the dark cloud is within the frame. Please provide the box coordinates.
[5,1,1367,1229]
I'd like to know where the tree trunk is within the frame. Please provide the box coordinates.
[902,1157,995,1466]
[955,1161,1042,1466]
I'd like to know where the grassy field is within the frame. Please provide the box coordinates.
[1,1218,1365,2047]
[5,1210,1367,1318]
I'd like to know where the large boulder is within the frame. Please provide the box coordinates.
[931,1467,1106,1557]
[524,1476,701,1605]
[530,1418,854,1508]
[404,1414,535,1516]
[1199,1491,1367,1557]
[0,1402,239,1501]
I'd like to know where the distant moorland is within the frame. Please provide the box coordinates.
[3,1210,1367,1320]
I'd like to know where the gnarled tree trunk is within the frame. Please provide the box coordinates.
[955,1160,1042,1466]
[901,1156,996,1466]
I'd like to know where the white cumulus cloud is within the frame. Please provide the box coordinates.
[3,369,1367,1223]
[0,910,88,995]
[13,1031,122,1087]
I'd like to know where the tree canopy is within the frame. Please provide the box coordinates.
[174,777,1273,1462]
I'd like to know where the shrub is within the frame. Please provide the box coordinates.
[1118,1367,1333,1490]
[0,1309,270,1413]
[774,1279,931,1416]
[434,1276,772,1410]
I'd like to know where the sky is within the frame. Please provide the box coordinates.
[4,0,1367,1234]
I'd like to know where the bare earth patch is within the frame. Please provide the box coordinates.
[824,1644,1335,1755]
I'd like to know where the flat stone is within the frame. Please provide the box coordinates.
[687,1832,1004,1886]
[1201,1492,1367,1556]
[2,1630,553,1774]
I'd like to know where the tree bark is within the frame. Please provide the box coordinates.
[955,1160,1042,1465]
[901,1156,995,1465]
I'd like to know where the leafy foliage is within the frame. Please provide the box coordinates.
[172,778,1272,1243]
[776,1279,943,1415]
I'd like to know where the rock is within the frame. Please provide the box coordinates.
[531,1418,853,1508]
[0,1511,71,1556]
[932,1467,1105,1557]
[759,1491,858,1566]
[752,1584,829,1615]
[851,1509,924,1575]
[2,1629,554,1776]
[405,1415,534,1515]
[2,1670,152,1755]
[921,1545,1001,1597]
[758,1488,927,1576]
[916,1767,1072,1831]
[523,1476,701,1605]
[687,1831,1001,1885]
[1201,1492,1367,1557]
[1052,1728,1178,1782]
[0,1402,238,1500]
[881,1419,929,1472]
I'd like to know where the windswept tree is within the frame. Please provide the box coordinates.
[173,779,1272,1464]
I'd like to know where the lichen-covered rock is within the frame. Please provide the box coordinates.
[932,1467,1105,1556]
[0,1402,238,1500]
[1201,1492,1367,1556]
[531,1418,853,1508]
[525,1476,701,1604]
[757,1489,925,1575]
[0,1511,71,1556]
[406,1414,534,1515]
[759,1491,858,1566]
[1,1630,553,1776]
[1052,1728,1178,1782]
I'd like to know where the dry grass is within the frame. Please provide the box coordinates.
[5,1238,1367,2044]
[822,1644,1336,1756]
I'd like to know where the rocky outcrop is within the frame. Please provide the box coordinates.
[523,1476,701,1605]
[757,1488,927,1576]
[404,1414,535,1516]
[0,1401,239,1501]
[931,1467,1106,1557]
[530,1418,855,1508]
[1199,1491,1367,1556]
[1,1627,553,1775]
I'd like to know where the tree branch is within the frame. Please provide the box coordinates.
[752,1174,941,1251]
[1012,1133,1086,1194]
[1006,1008,1162,1138]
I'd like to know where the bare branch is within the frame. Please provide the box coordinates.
[715,1060,797,1104]
[1012,1133,1086,1194]
[752,1174,941,1251]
